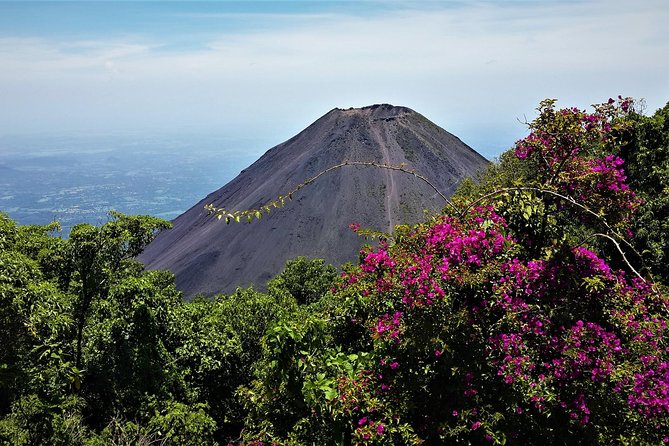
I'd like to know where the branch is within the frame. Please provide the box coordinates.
[205,161,456,224]
[461,186,651,283]
[461,186,618,237]
[592,233,644,282]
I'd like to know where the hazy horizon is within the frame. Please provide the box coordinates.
[1,0,668,159]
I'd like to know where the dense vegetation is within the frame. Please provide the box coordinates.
[0,97,667,445]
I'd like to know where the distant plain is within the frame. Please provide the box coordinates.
[0,134,264,236]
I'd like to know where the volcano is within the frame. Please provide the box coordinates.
[140,104,489,297]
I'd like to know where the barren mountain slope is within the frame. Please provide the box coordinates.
[140,104,488,297]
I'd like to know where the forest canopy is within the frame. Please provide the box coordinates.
[0,97,668,445]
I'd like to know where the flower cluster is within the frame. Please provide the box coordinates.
[354,417,387,443]
[513,98,640,225]
[629,358,669,416]
[372,312,403,343]
[360,248,396,274]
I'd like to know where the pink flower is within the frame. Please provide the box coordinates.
[471,421,482,430]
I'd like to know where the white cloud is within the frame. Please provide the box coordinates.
[0,0,667,157]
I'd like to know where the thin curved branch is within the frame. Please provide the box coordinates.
[461,186,651,281]
[577,232,663,297]
[593,232,644,282]
[206,161,457,224]
[461,186,617,238]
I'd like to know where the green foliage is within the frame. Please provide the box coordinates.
[618,102,669,283]
[0,213,18,252]
[267,256,338,305]
[0,250,37,382]
[166,287,297,439]
[0,394,90,446]
[0,230,78,422]
[240,309,342,444]
[454,149,532,202]
[82,271,183,425]
[146,400,217,446]
[0,211,183,445]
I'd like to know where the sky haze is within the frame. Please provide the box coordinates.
[1,0,668,158]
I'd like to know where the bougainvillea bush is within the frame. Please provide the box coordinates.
[237,98,669,445]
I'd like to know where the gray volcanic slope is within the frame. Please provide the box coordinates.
[140,104,488,297]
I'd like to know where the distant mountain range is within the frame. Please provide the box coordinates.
[140,104,489,297]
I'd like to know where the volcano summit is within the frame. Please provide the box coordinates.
[140,104,489,297]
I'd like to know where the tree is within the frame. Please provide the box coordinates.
[267,256,338,305]
[168,287,298,442]
[618,101,669,284]
[0,215,81,444]
[0,212,174,445]
[68,212,171,370]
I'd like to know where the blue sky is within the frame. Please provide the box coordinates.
[1,1,668,158]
